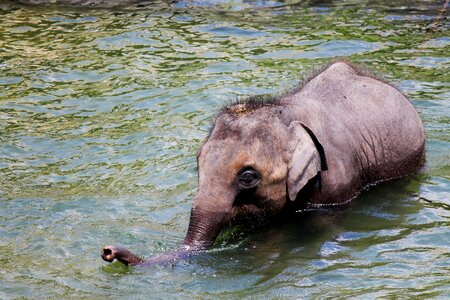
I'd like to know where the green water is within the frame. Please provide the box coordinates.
[0,0,449,298]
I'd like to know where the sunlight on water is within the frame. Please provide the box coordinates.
[0,0,449,298]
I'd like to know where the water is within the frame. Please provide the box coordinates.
[0,0,449,298]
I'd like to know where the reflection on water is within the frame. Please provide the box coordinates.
[0,0,449,298]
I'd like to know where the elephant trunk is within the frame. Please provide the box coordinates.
[182,208,228,250]
[101,208,228,267]
[101,191,232,266]
[101,245,192,267]
[102,245,143,265]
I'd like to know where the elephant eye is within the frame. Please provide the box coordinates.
[238,168,260,189]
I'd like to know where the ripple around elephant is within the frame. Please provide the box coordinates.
[101,61,425,266]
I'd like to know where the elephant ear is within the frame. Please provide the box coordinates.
[287,122,327,201]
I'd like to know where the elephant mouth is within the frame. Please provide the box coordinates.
[231,203,279,229]
[238,203,260,214]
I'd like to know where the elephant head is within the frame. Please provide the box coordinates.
[181,101,327,250]
[102,100,327,265]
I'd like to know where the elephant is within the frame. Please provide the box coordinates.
[101,61,425,266]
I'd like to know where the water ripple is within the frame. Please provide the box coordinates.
[0,0,449,298]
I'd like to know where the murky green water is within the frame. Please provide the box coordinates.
[0,0,449,298]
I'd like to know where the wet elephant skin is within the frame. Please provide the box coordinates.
[101,62,425,266]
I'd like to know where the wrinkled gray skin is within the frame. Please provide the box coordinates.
[102,62,425,266]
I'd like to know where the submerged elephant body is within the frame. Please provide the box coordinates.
[102,62,425,265]
[279,62,425,205]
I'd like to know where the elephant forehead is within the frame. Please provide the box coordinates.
[213,113,287,142]
[200,139,256,165]
[199,136,286,177]
[198,112,289,175]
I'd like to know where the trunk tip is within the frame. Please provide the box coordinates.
[101,245,116,262]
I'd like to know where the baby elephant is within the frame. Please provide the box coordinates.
[102,62,425,266]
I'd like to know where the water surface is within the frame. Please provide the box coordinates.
[0,0,449,298]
